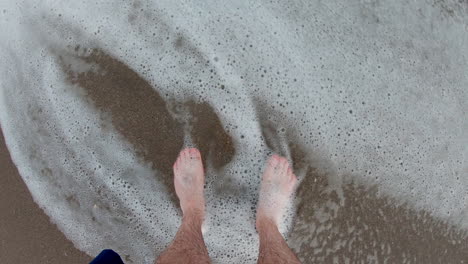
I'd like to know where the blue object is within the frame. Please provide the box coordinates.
[90,249,125,264]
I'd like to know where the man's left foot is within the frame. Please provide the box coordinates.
[173,148,206,216]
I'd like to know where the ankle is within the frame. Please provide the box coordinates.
[256,215,278,232]
[182,207,204,226]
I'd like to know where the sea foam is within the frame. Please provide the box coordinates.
[0,0,467,263]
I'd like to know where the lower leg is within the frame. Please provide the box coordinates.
[256,155,301,264]
[156,209,209,264]
[256,217,300,264]
[156,148,210,264]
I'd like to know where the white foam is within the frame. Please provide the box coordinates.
[1,0,467,263]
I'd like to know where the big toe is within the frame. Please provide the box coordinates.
[188,148,201,159]
[278,157,289,175]
[269,155,280,167]
[288,173,298,192]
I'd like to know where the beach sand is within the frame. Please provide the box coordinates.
[4,48,464,263]
[2,51,468,262]
[0,129,92,263]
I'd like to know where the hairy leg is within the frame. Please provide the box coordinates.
[256,155,301,264]
[156,148,210,264]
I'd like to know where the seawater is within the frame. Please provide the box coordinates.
[0,0,467,263]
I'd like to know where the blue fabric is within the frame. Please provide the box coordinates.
[90,249,125,264]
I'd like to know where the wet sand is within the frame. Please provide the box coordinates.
[59,48,467,262]
[2,46,467,263]
[58,47,236,202]
[258,100,468,262]
[0,129,92,263]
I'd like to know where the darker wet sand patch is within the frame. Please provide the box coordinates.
[0,129,93,263]
[256,100,468,263]
[177,101,236,171]
[291,172,468,263]
[58,47,234,202]
[59,48,184,197]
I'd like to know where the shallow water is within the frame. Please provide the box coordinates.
[0,0,467,263]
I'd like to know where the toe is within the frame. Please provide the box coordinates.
[289,174,297,188]
[269,155,280,167]
[288,174,298,191]
[174,154,181,168]
[189,148,201,159]
[290,173,297,183]
[173,160,180,174]
[279,157,289,175]
[182,148,190,161]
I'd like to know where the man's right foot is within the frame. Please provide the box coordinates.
[256,154,298,227]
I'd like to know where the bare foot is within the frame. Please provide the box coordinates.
[173,148,205,216]
[256,154,298,227]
